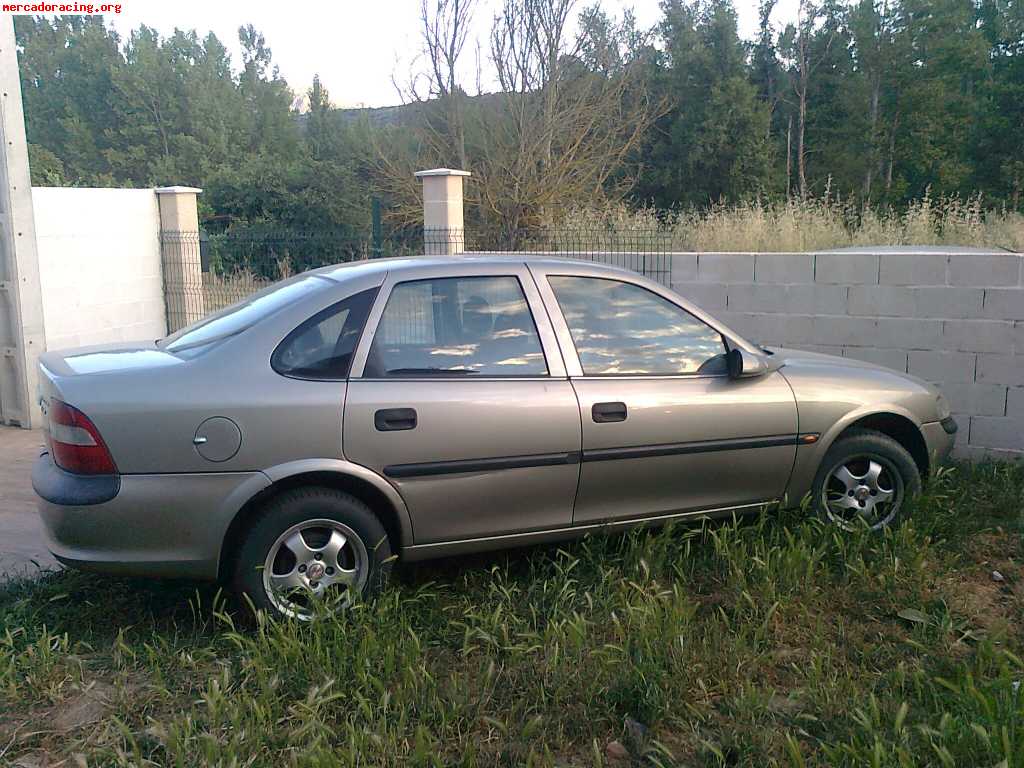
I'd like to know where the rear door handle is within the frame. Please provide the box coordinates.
[375,408,418,431]
[592,401,627,423]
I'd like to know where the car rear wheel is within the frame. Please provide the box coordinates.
[233,487,392,620]
[812,429,921,531]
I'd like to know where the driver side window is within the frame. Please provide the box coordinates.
[548,275,726,375]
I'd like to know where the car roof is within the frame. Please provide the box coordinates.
[311,252,638,283]
[310,246,1020,286]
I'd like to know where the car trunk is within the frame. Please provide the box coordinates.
[37,342,200,475]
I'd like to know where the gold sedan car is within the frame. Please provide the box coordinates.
[34,256,956,618]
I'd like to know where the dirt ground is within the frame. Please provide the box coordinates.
[0,427,57,579]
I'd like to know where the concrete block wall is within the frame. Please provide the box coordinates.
[671,247,1024,459]
[33,187,167,351]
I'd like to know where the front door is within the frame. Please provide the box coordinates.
[537,271,799,524]
[344,265,581,545]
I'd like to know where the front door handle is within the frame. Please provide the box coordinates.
[592,401,627,423]
[375,408,418,431]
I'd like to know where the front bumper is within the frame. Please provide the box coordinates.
[921,417,957,470]
[33,452,268,580]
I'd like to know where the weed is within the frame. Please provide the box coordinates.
[1,461,1022,765]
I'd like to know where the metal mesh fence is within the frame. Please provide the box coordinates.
[465,227,673,286]
[160,226,673,332]
[159,232,205,332]
[161,228,437,331]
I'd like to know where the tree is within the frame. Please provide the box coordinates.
[238,24,299,157]
[779,0,833,198]
[306,74,332,160]
[632,0,771,207]
[751,0,782,138]
[850,0,892,199]
[418,0,475,168]
[474,0,657,235]
[975,0,1024,208]
[15,0,1024,225]
[798,1,860,197]
[15,15,122,185]
[378,0,658,238]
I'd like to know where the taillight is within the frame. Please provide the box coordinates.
[47,399,118,475]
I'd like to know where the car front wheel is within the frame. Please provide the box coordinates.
[812,429,922,531]
[233,487,392,620]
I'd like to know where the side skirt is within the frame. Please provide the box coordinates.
[400,500,777,562]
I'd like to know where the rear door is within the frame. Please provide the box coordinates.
[344,262,581,545]
[534,268,798,525]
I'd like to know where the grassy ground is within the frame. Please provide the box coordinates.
[1,462,1022,767]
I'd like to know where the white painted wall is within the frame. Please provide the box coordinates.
[32,187,166,351]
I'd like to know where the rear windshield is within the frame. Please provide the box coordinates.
[160,274,333,352]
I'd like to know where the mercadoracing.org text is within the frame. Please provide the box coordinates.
[3,2,122,12]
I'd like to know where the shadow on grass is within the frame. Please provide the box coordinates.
[3,459,1018,639]
[0,568,220,642]
[0,513,743,641]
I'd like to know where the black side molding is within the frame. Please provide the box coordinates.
[32,452,120,506]
[384,451,581,478]
[582,434,802,463]
[383,434,805,479]
[941,416,959,435]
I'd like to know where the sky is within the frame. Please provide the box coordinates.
[104,0,800,109]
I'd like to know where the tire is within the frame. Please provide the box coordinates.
[232,486,392,620]
[812,428,921,531]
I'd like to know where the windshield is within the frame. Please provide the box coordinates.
[160,274,334,352]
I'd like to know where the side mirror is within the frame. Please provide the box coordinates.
[727,348,769,379]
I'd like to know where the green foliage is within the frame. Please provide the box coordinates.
[13,0,1024,233]
[633,0,774,208]
[14,15,375,234]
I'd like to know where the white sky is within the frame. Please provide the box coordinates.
[103,0,800,108]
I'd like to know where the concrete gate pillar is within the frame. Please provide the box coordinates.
[155,186,205,330]
[415,168,470,255]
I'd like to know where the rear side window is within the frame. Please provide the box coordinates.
[163,275,330,352]
[272,288,378,379]
[363,276,548,376]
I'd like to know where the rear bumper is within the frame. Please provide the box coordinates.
[34,453,269,580]
[32,451,120,506]
[922,418,957,470]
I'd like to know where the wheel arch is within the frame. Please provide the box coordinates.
[217,460,412,582]
[835,411,929,477]
[785,405,930,507]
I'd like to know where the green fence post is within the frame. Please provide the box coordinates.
[372,197,382,258]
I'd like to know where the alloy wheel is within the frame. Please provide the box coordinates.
[821,453,904,531]
[262,518,369,619]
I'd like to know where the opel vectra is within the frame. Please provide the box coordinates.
[33,256,957,618]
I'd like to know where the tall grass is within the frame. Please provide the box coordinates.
[1,462,1022,765]
[554,193,1024,252]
